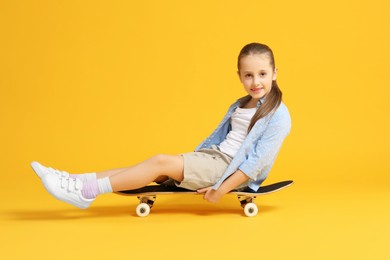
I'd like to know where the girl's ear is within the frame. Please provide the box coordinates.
[273,67,278,81]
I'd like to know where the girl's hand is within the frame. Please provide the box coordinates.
[197,186,224,203]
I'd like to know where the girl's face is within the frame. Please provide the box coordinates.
[238,54,277,101]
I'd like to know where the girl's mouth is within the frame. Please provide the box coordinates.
[251,87,263,92]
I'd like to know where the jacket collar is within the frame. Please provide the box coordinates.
[236,95,266,109]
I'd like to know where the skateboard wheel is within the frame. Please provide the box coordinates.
[136,203,151,217]
[244,203,258,217]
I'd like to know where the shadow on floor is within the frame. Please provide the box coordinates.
[4,202,279,221]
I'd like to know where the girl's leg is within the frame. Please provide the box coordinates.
[96,166,171,183]
[35,154,183,209]
[96,167,169,184]
[73,166,167,183]
[95,166,132,178]
[107,154,184,192]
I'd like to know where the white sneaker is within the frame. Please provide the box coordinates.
[41,174,94,209]
[31,161,70,179]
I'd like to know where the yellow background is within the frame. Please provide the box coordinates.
[1,0,389,259]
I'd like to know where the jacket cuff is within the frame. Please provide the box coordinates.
[238,163,258,180]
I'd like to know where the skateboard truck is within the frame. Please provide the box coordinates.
[238,195,258,217]
[136,196,156,217]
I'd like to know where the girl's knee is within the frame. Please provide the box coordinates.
[151,154,184,181]
[151,154,171,165]
[151,154,183,170]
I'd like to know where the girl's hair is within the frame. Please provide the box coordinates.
[237,42,283,133]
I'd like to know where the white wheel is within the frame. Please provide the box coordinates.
[244,203,258,217]
[136,203,151,217]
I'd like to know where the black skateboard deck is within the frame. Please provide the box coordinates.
[116,180,293,217]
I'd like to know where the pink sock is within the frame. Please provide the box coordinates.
[81,180,99,199]
[70,173,97,182]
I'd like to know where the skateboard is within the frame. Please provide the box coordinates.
[115,180,293,217]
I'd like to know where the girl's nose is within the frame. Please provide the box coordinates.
[254,76,261,86]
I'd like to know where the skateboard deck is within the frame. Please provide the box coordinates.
[116,180,293,217]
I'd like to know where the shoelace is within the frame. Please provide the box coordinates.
[48,167,70,178]
[60,177,82,192]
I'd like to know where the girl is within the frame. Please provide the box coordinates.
[31,42,291,209]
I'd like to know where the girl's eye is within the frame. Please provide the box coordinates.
[260,72,267,77]
[245,74,252,78]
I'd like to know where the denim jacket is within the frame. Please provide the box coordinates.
[195,96,291,192]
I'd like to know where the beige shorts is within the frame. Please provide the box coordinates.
[167,145,233,190]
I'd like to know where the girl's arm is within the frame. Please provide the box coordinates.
[197,170,249,203]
